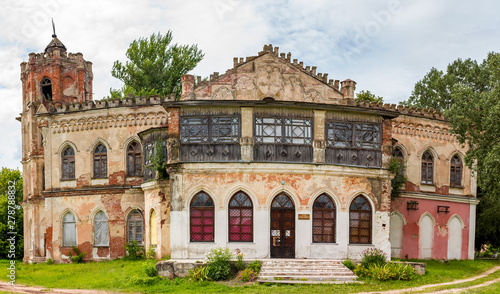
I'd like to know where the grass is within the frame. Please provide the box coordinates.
[0,259,499,293]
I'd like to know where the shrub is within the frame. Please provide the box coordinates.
[353,264,370,278]
[46,258,54,265]
[147,245,157,260]
[187,266,210,281]
[342,258,355,271]
[68,246,86,263]
[143,262,158,277]
[360,248,387,268]
[355,262,417,281]
[236,268,257,282]
[124,240,145,260]
[247,260,262,274]
[205,246,233,281]
[234,248,245,271]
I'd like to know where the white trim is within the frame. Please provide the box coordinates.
[468,203,477,259]
[417,212,436,226]
[265,186,300,209]
[400,192,479,204]
[446,214,465,229]
[390,211,407,225]
[222,185,258,210]
[307,189,340,210]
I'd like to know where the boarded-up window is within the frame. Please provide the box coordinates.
[94,211,109,246]
[150,210,157,246]
[313,194,336,243]
[93,144,107,178]
[190,192,214,242]
[450,155,462,187]
[229,191,253,242]
[61,146,75,180]
[349,196,372,244]
[127,210,144,244]
[63,212,76,247]
[421,151,433,184]
[127,141,142,177]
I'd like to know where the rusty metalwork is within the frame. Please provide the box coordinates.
[270,193,295,258]
[437,205,450,214]
[349,195,372,244]
[313,194,336,243]
[407,200,419,211]
[229,191,253,242]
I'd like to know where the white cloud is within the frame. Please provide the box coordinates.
[1,0,500,169]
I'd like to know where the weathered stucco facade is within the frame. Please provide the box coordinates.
[20,38,477,263]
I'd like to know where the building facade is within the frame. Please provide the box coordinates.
[20,37,477,263]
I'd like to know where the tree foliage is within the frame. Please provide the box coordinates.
[0,168,23,259]
[111,31,204,98]
[403,58,490,112]
[356,90,384,104]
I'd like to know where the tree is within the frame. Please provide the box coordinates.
[355,90,384,104]
[402,58,489,112]
[111,31,204,98]
[0,168,23,260]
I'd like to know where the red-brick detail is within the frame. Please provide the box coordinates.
[167,108,180,138]
[110,236,126,259]
[436,185,449,195]
[109,171,126,186]
[79,241,93,261]
[43,188,126,198]
[76,174,90,188]
[45,227,53,258]
[404,181,419,192]
[382,118,393,156]
[96,246,110,258]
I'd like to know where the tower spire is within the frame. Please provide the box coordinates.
[52,18,57,38]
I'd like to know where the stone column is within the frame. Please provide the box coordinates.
[240,107,254,161]
[313,110,326,163]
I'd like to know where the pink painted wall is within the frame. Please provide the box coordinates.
[391,197,470,259]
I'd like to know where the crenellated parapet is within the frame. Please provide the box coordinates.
[355,100,447,121]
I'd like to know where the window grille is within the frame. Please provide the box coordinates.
[313,194,336,243]
[181,116,239,144]
[349,196,372,244]
[190,192,215,242]
[255,117,312,145]
[228,192,253,242]
[326,121,381,149]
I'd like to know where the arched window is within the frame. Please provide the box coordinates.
[349,195,372,244]
[61,146,75,180]
[313,194,336,243]
[229,191,253,242]
[421,151,434,184]
[63,212,77,247]
[94,211,109,246]
[450,155,462,187]
[190,192,214,242]
[127,210,144,244]
[93,144,107,178]
[127,141,142,177]
[41,78,52,101]
[393,147,405,177]
[150,209,157,246]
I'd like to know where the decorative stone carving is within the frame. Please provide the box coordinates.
[212,86,234,100]
[257,66,283,98]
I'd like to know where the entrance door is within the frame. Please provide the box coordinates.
[270,193,295,258]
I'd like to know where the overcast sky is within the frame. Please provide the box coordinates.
[1,0,499,170]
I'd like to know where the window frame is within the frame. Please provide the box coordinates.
[62,212,77,247]
[190,192,215,242]
[421,151,434,185]
[61,146,75,180]
[94,211,109,247]
[127,210,144,244]
[180,115,240,144]
[93,144,108,178]
[254,116,313,145]
[326,120,381,150]
[40,77,52,101]
[349,195,372,244]
[126,141,142,177]
[450,154,463,187]
[228,191,253,243]
[312,194,336,243]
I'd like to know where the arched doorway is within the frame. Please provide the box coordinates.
[270,193,295,258]
[390,213,405,258]
[448,216,463,260]
[419,214,434,259]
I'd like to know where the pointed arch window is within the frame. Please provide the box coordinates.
[61,146,75,180]
[313,194,336,243]
[94,211,109,246]
[93,144,107,178]
[41,78,52,101]
[393,147,405,177]
[127,141,142,177]
[150,209,158,246]
[450,155,463,187]
[421,151,433,184]
[349,196,372,244]
[127,210,144,244]
[190,192,214,242]
[229,191,253,242]
[63,212,77,247]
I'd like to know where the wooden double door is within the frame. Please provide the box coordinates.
[270,193,295,258]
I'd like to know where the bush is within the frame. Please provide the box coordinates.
[205,246,233,281]
[247,260,262,274]
[354,262,417,281]
[147,245,157,260]
[360,248,387,268]
[143,262,158,277]
[236,268,257,282]
[46,258,54,265]
[342,258,355,271]
[234,249,245,271]
[353,264,370,278]
[124,240,145,260]
[68,246,86,263]
[187,266,209,281]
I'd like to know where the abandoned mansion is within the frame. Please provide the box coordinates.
[20,35,478,263]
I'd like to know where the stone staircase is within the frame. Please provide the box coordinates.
[257,259,359,284]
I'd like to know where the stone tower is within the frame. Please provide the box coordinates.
[19,33,93,261]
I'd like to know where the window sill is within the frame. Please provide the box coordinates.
[93,245,109,248]
[419,184,436,193]
[60,180,76,188]
[311,242,338,245]
[60,178,76,182]
[348,243,374,246]
[91,178,109,185]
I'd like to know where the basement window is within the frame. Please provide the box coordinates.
[41,78,52,101]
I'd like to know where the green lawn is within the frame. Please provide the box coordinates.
[0,259,499,294]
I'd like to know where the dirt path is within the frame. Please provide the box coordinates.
[1,266,500,294]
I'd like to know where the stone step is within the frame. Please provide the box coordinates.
[261,265,347,270]
[257,275,358,283]
[260,271,356,277]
